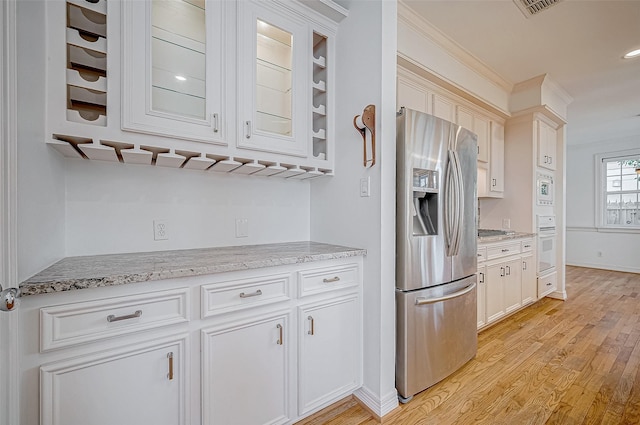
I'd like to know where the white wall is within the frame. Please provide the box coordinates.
[64,160,310,256]
[310,0,398,417]
[16,0,66,282]
[566,136,640,273]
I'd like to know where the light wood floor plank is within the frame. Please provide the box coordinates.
[295,266,640,425]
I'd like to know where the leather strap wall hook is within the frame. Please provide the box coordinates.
[353,104,376,168]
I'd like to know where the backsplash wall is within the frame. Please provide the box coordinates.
[64,159,311,257]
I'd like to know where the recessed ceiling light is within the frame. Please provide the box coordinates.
[175,75,187,81]
[623,49,640,59]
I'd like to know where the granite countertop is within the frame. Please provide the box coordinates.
[20,241,367,297]
[477,232,536,243]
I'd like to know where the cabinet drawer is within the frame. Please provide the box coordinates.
[477,247,487,262]
[538,271,557,298]
[486,242,521,260]
[298,263,360,297]
[40,288,189,352]
[521,239,534,253]
[201,273,291,318]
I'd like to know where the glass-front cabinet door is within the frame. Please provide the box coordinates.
[122,0,227,145]
[237,1,309,157]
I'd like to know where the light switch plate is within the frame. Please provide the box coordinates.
[235,218,249,238]
[360,177,370,197]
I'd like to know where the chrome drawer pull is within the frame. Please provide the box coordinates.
[501,248,509,253]
[239,289,262,298]
[106,310,142,323]
[276,324,283,345]
[524,245,531,248]
[322,276,341,283]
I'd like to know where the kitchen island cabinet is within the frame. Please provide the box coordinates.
[18,242,364,425]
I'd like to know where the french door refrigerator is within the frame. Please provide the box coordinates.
[396,107,478,402]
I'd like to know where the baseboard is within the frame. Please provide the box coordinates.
[547,289,567,300]
[353,386,399,419]
[566,262,640,274]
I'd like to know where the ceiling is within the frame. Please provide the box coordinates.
[401,0,640,146]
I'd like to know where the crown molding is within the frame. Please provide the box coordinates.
[397,0,513,93]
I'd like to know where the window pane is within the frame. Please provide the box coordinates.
[621,193,639,225]
[621,162,637,176]
[607,176,622,191]
[606,161,621,176]
[606,194,621,225]
[621,174,639,191]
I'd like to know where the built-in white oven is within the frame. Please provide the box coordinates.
[536,172,554,206]
[537,215,556,274]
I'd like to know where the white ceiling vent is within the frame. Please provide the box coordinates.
[513,0,564,18]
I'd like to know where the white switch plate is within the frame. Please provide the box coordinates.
[153,219,169,241]
[235,218,249,238]
[360,177,370,197]
[502,218,511,229]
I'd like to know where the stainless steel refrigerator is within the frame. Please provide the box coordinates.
[396,108,478,403]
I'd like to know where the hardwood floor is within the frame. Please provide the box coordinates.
[308,266,640,424]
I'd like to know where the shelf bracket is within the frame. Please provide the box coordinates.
[353,104,376,168]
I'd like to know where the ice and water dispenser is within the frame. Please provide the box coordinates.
[412,168,438,236]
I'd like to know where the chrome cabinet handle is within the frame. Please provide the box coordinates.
[307,316,314,335]
[107,310,142,323]
[546,282,552,286]
[501,248,509,253]
[523,261,527,271]
[276,324,283,345]
[322,276,340,283]
[479,272,485,284]
[167,352,174,380]
[212,113,219,133]
[500,267,505,277]
[492,178,497,187]
[506,266,511,275]
[524,245,531,248]
[239,289,262,298]
[245,121,252,139]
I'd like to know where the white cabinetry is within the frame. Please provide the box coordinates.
[488,121,505,195]
[456,106,489,163]
[41,336,187,425]
[432,93,455,122]
[537,119,557,171]
[46,0,346,176]
[538,271,557,298]
[478,237,536,330]
[202,312,291,425]
[19,256,363,425]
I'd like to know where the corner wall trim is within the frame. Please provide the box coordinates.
[353,385,399,419]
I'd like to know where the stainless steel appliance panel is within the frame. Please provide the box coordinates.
[395,275,478,399]
[396,109,477,291]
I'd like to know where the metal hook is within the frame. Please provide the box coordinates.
[353,104,376,168]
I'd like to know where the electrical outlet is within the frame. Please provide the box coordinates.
[235,218,249,238]
[502,218,511,229]
[153,220,168,241]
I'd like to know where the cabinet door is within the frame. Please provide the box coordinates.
[521,253,537,306]
[298,294,360,416]
[202,313,290,425]
[237,1,309,157]
[537,120,557,170]
[432,93,455,122]
[485,262,505,324]
[122,0,227,144]
[40,337,186,425]
[503,258,522,314]
[489,121,504,194]
[397,77,431,114]
[477,265,487,329]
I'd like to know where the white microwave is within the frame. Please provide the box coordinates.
[536,173,554,206]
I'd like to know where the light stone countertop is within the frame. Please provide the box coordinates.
[477,232,537,244]
[20,241,367,297]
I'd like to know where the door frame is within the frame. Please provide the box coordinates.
[0,1,20,424]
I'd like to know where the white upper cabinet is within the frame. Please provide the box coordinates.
[537,119,557,171]
[237,2,309,157]
[122,0,227,144]
[456,106,489,163]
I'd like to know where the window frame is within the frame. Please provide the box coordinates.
[595,149,640,232]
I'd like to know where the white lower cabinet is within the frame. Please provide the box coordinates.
[20,256,363,425]
[477,264,486,329]
[479,237,536,329]
[298,294,360,416]
[40,336,187,425]
[202,312,291,425]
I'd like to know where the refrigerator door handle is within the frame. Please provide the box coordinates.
[414,282,477,305]
[446,150,465,257]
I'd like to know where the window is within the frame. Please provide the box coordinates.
[599,152,640,229]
